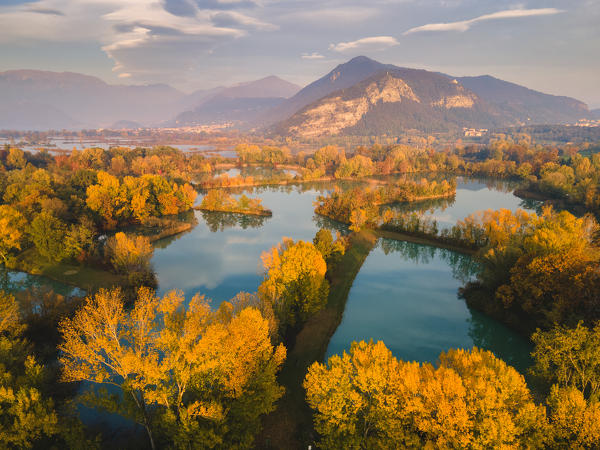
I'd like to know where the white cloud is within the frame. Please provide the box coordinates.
[403,8,564,35]
[329,36,399,52]
[0,0,274,81]
[301,52,325,59]
[118,72,132,78]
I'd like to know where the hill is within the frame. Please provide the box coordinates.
[257,56,394,126]
[455,75,589,124]
[270,57,592,137]
[274,69,504,137]
[0,70,187,130]
[173,76,300,126]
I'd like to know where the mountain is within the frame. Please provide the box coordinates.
[270,56,592,137]
[454,75,589,124]
[173,76,300,126]
[257,56,394,126]
[0,70,188,130]
[592,109,600,119]
[274,69,504,137]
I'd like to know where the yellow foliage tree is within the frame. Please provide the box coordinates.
[58,288,285,449]
[0,205,27,262]
[304,341,547,449]
[259,238,329,329]
[105,232,154,274]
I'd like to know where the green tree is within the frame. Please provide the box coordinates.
[531,322,600,399]
[29,212,68,262]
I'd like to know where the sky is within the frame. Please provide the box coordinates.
[0,0,599,107]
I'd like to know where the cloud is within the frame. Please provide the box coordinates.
[0,0,275,83]
[118,72,132,78]
[26,7,65,16]
[210,11,277,30]
[329,36,399,52]
[301,52,324,60]
[403,8,564,35]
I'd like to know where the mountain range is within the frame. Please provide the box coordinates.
[0,57,593,134]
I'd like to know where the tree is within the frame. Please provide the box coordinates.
[313,228,346,265]
[0,205,27,263]
[0,292,60,448]
[29,212,68,262]
[104,232,153,273]
[86,171,124,229]
[531,322,600,399]
[59,288,285,449]
[304,341,547,449]
[6,148,26,169]
[259,238,329,329]
[547,385,600,447]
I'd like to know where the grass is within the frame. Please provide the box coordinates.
[257,230,377,449]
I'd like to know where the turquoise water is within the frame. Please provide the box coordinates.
[1,176,538,372]
[325,239,532,371]
[151,177,537,370]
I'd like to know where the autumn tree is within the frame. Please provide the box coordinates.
[304,341,547,449]
[0,205,27,263]
[105,232,153,274]
[259,238,329,330]
[59,288,285,449]
[0,292,60,448]
[547,385,600,447]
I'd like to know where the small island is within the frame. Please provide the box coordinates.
[197,190,273,216]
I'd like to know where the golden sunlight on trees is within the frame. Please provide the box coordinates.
[58,288,285,449]
[105,232,153,274]
[304,341,546,449]
[259,238,329,330]
[0,292,60,448]
[0,205,27,263]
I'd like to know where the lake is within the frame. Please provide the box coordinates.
[0,175,537,371]
[151,176,537,369]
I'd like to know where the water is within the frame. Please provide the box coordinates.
[152,184,330,303]
[325,239,532,372]
[0,136,233,154]
[0,268,84,297]
[1,175,539,373]
[151,176,538,371]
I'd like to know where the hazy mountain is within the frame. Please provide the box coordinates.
[454,75,590,124]
[591,109,600,119]
[274,68,504,137]
[173,76,300,126]
[174,97,286,126]
[0,70,188,130]
[257,56,394,126]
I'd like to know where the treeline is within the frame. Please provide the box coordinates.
[0,146,197,292]
[305,337,600,448]
[315,179,455,232]
[199,190,271,216]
